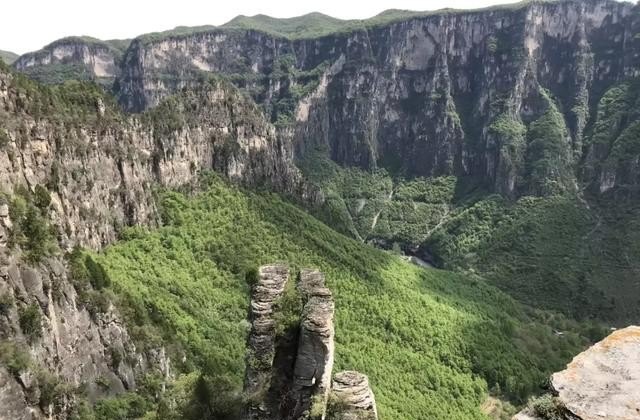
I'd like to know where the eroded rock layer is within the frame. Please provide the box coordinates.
[290,269,335,419]
[329,371,378,420]
[244,265,290,419]
[243,266,375,420]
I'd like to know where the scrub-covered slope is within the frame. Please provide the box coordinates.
[94,175,596,419]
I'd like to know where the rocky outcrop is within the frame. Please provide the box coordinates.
[551,326,640,420]
[514,326,640,420]
[244,264,291,419]
[328,371,377,420]
[290,269,334,419]
[243,266,374,420]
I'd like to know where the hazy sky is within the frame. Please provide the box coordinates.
[1,0,526,54]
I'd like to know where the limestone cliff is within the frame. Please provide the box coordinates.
[14,1,640,196]
[13,37,129,87]
[106,0,638,196]
[0,65,306,249]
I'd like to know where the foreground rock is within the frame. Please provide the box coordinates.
[514,325,640,420]
[290,269,335,419]
[552,326,640,420]
[243,265,376,420]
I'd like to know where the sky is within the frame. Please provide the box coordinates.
[1,0,525,54]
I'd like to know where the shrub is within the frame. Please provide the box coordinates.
[19,304,42,341]
[0,292,13,315]
[85,255,111,290]
[33,185,51,210]
[531,394,567,420]
[273,279,302,338]
[0,341,31,375]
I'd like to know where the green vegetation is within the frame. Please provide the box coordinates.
[89,174,592,419]
[425,193,640,323]
[222,12,352,39]
[0,60,122,126]
[299,149,456,249]
[0,341,31,375]
[67,247,113,319]
[20,63,95,86]
[529,394,567,420]
[8,186,57,262]
[18,304,42,342]
[525,91,574,196]
[138,1,546,45]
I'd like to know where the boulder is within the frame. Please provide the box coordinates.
[329,371,378,420]
[551,326,640,420]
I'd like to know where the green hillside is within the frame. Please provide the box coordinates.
[0,49,19,65]
[86,175,599,420]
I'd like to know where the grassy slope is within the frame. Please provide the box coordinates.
[97,175,593,419]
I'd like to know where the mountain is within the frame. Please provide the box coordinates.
[2,0,640,419]
[0,50,18,65]
[0,51,598,420]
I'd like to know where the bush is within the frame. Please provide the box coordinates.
[85,255,111,290]
[0,341,31,375]
[19,304,42,342]
[531,394,567,420]
[94,392,151,420]
[33,185,51,210]
[0,292,13,315]
[9,190,56,262]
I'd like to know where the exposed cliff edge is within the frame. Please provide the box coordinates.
[243,265,376,420]
[514,325,640,420]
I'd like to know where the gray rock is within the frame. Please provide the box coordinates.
[550,326,640,420]
[244,264,290,419]
[329,371,378,420]
[290,269,335,419]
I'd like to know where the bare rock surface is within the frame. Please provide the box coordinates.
[290,269,335,419]
[244,264,290,419]
[329,371,378,420]
[551,326,640,420]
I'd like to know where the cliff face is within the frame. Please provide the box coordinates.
[0,66,305,250]
[102,0,639,196]
[13,38,129,87]
[13,1,640,197]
